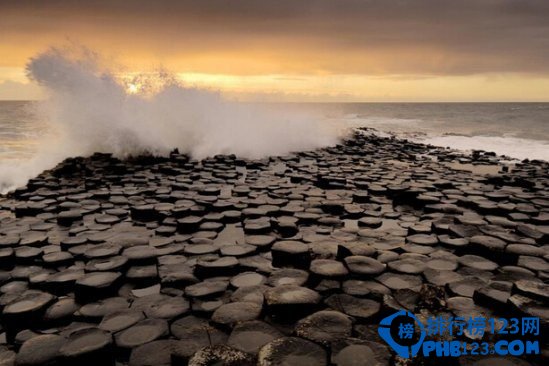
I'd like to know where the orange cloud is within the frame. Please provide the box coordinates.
[1,1,549,101]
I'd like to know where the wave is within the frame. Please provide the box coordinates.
[341,115,549,161]
[420,135,549,161]
[0,46,341,193]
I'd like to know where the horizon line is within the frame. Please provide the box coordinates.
[1,99,548,104]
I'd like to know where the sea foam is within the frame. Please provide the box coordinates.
[0,47,341,193]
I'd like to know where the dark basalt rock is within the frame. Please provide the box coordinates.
[387,258,426,274]
[245,235,276,249]
[300,313,353,343]
[243,218,272,235]
[458,255,499,271]
[230,271,266,288]
[123,246,159,265]
[130,204,158,222]
[258,337,328,366]
[517,255,549,272]
[171,316,228,356]
[446,296,484,318]
[344,256,386,275]
[231,285,265,305]
[59,328,114,366]
[460,357,533,366]
[266,268,309,287]
[352,191,370,204]
[325,294,381,320]
[19,232,48,247]
[99,310,145,333]
[448,224,481,238]
[126,264,158,285]
[220,244,256,257]
[15,247,42,263]
[376,272,423,291]
[189,298,224,314]
[43,297,80,325]
[86,256,128,272]
[423,268,463,286]
[0,248,15,268]
[342,279,390,297]
[142,295,190,319]
[271,240,311,269]
[336,242,376,259]
[77,296,130,320]
[1,290,55,340]
[186,345,255,366]
[227,320,283,355]
[128,340,177,366]
[14,329,40,349]
[406,234,438,246]
[376,251,399,263]
[43,250,74,266]
[184,244,218,256]
[310,259,349,278]
[84,244,122,259]
[177,216,203,233]
[448,277,487,298]
[185,280,228,298]
[473,281,512,311]
[505,243,545,257]
[331,338,390,366]
[15,334,65,366]
[425,258,458,271]
[507,294,548,327]
[74,272,122,303]
[470,235,508,255]
[357,217,382,228]
[194,257,239,278]
[0,130,547,365]
[114,318,169,350]
[57,210,83,226]
[211,301,263,327]
[264,284,321,320]
[513,279,549,301]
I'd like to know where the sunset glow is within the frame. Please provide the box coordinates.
[1,1,548,101]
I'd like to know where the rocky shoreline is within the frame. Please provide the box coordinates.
[0,128,547,365]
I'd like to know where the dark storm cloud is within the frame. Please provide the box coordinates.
[1,0,549,75]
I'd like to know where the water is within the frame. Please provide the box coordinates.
[1,101,548,167]
[311,102,549,161]
[2,102,548,161]
[317,102,549,141]
[0,101,46,160]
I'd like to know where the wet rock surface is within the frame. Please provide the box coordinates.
[0,129,547,365]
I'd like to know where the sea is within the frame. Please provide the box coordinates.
[0,101,548,192]
[3,101,547,161]
[312,102,549,161]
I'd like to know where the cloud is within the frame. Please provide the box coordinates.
[1,1,549,76]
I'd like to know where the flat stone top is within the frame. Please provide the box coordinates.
[265,285,321,305]
[271,241,309,253]
[3,291,54,314]
[59,328,112,357]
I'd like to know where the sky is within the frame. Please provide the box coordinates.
[1,0,549,101]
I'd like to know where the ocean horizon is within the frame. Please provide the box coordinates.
[2,100,548,161]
